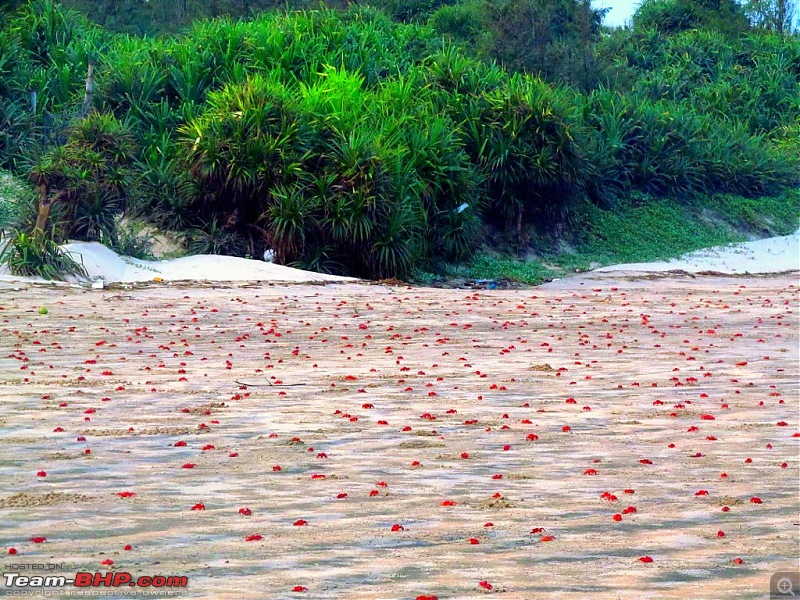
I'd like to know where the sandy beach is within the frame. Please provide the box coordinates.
[0,0,797,595]
[0,269,797,599]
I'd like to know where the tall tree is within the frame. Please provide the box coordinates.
[745,0,797,32]
[482,0,606,87]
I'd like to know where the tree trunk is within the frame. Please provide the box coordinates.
[34,186,66,234]
[775,0,789,33]
[35,184,52,233]
[81,60,95,117]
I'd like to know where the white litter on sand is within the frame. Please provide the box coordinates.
[593,229,800,275]
[0,241,353,284]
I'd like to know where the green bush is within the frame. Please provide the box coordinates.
[461,75,584,236]
[188,219,246,256]
[429,1,485,45]
[0,170,34,230]
[178,73,308,252]
[597,29,800,135]
[581,89,799,205]
[174,58,483,278]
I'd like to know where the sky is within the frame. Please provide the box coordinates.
[595,0,641,26]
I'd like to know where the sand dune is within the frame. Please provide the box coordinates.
[594,229,799,275]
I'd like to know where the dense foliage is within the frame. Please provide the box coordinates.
[0,228,87,279]
[0,0,798,279]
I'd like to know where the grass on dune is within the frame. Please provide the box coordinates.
[452,190,800,285]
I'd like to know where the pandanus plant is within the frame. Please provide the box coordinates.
[178,73,310,257]
[28,112,135,241]
[461,74,584,245]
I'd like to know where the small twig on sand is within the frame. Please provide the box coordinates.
[234,380,306,387]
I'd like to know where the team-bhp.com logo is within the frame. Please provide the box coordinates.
[3,571,188,593]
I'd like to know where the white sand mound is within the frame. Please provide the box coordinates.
[1,229,797,285]
[59,241,354,283]
[594,229,800,274]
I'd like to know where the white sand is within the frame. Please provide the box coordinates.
[1,229,797,285]
[0,276,797,599]
[594,229,800,274]
[0,241,354,284]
